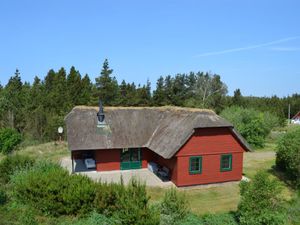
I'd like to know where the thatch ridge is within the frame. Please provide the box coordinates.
[73,105,216,114]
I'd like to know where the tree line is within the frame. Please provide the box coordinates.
[0,59,299,141]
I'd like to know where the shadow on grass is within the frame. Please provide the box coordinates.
[267,165,298,191]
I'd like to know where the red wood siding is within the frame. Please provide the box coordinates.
[175,127,245,186]
[95,149,120,171]
[78,127,246,187]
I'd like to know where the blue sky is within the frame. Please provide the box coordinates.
[0,0,299,96]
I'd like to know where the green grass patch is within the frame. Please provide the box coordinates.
[0,142,69,163]
[148,183,240,215]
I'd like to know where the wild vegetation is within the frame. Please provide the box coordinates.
[0,149,298,225]
[237,171,287,225]
[0,59,299,145]
[221,106,281,148]
[276,127,300,188]
[0,60,299,224]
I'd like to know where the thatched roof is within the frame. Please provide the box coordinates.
[65,106,251,159]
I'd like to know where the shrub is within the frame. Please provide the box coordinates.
[276,127,300,188]
[0,128,22,154]
[10,161,96,216]
[116,179,159,225]
[95,182,125,216]
[202,213,238,225]
[0,187,7,205]
[237,171,287,225]
[0,154,35,184]
[95,179,159,225]
[221,106,280,148]
[287,191,300,225]
[59,211,121,225]
[180,213,204,225]
[160,188,189,225]
[19,208,38,225]
[62,174,96,215]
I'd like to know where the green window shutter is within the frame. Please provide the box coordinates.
[220,154,232,172]
[189,156,202,174]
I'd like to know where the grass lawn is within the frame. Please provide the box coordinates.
[148,182,240,215]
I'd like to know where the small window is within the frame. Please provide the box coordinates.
[189,156,202,174]
[220,154,232,171]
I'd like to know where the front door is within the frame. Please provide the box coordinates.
[120,148,142,170]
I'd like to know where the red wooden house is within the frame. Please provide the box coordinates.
[65,106,251,187]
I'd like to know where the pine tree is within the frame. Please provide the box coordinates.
[67,66,82,106]
[95,59,119,105]
[153,76,165,106]
[119,80,128,105]
[26,76,46,139]
[232,88,243,106]
[78,74,93,105]
[3,69,23,130]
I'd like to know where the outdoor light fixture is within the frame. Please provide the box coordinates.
[96,99,111,135]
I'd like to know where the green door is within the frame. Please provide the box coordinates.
[121,148,142,170]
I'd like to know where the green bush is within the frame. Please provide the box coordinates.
[0,154,35,184]
[202,213,238,225]
[276,127,300,188]
[0,187,7,205]
[221,106,280,148]
[287,191,300,225]
[62,174,96,215]
[10,161,96,216]
[0,128,22,154]
[237,171,287,225]
[116,179,159,225]
[19,208,38,225]
[59,211,121,225]
[95,182,125,216]
[95,179,159,225]
[160,188,189,225]
[180,213,204,225]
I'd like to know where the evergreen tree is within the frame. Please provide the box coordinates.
[153,76,165,106]
[67,66,82,106]
[119,80,128,105]
[95,59,119,105]
[78,74,92,105]
[26,76,46,139]
[164,75,173,105]
[2,69,24,130]
[136,83,151,106]
[127,82,137,106]
[172,74,187,106]
[232,89,243,106]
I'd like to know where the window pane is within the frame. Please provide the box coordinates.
[131,149,140,161]
[222,156,230,168]
[190,157,202,173]
[221,155,232,171]
[121,149,130,162]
